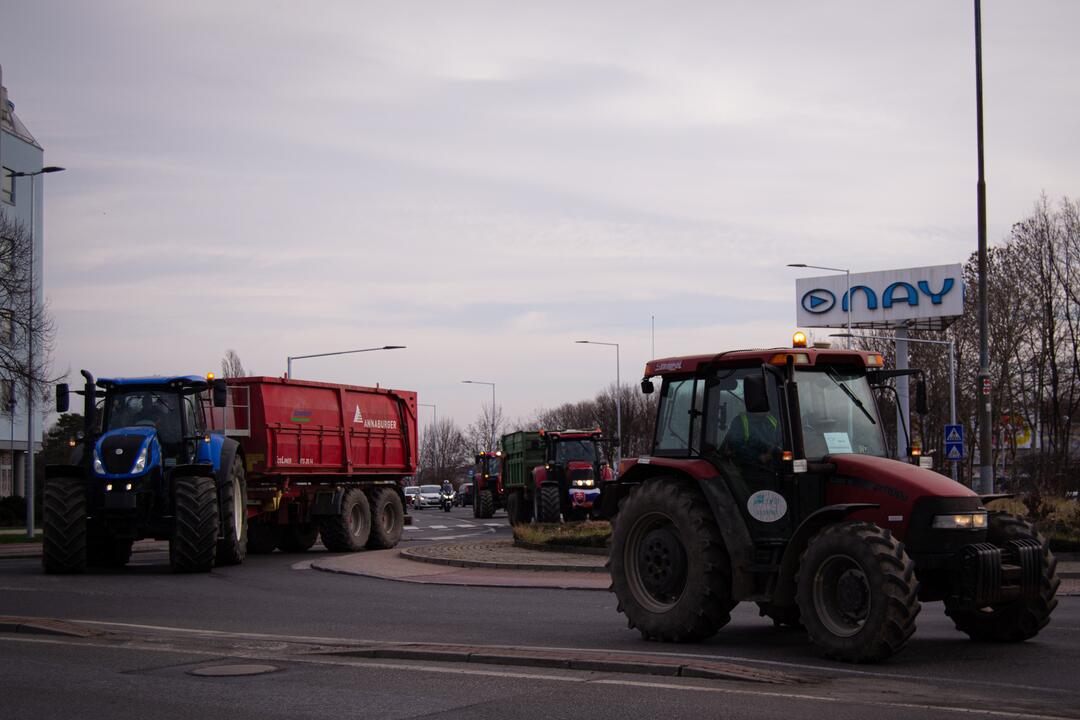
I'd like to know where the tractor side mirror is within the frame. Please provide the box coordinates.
[212,379,228,408]
[915,379,928,415]
[56,383,70,413]
[744,374,770,413]
[640,378,654,394]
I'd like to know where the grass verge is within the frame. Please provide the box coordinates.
[0,532,42,544]
[513,521,611,549]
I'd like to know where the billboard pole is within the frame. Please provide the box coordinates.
[974,0,993,494]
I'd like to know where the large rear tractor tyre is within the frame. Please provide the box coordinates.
[319,489,371,552]
[367,488,404,549]
[42,477,88,574]
[247,521,280,554]
[506,491,522,526]
[757,602,803,629]
[609,478,736,642]
[477,489,495,519]
[277,524,319,552]
[944,512,1060,642]
[170,476,220,573]
[538,484,561,524]
[796,522,920,663]
[215,458,248,566]
[88,538,133,568]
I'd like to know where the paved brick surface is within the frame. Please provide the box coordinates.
[401,540,607,572]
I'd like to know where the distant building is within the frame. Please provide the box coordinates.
[1,65,46,498]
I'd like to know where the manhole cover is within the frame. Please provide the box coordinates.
[188,664,280,677]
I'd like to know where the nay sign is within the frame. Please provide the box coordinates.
[796,263,964,330]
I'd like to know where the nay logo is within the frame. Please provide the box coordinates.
[354,405,363,423]
[801,289,836,314]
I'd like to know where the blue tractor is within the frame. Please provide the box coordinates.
[43,370,248,573]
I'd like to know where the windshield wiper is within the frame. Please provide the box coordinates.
[825,367,877,426]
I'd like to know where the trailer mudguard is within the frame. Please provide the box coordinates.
[311,488,346,516]
[769,503,880,607]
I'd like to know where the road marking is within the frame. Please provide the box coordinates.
[290,561,313,571]
[454,524,477,528]
[484,523,503,527]
[403,527,421,532]
[429,525,448,530]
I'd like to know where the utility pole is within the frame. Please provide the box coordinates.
[974,0,993,494]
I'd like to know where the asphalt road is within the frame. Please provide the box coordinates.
[2,506,1078,719]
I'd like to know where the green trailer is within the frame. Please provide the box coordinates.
[500,431,544,524]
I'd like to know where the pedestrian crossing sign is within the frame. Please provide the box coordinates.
[944,424,964,462]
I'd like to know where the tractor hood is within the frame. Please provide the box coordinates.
[828,454,976,505]
[93,426,160,477]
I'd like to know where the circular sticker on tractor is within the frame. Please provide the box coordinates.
[747,490,788,523]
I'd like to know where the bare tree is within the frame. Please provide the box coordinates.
[463,403,506,452]
[0,211,58,407]
[532,383,658,463]
[220,349,247,378]
[418,416,469,486]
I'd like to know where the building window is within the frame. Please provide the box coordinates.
[1,167,13,205]
[1,379,14,414]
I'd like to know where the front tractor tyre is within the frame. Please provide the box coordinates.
[477,489,495,519]
[320,488,371,552]
[367,488,404,549]
[944,512,1060,642]
[609,478,736,643]
[215,457,248,566]
[42,477,88,574]
[538,485,561,524]
[796,522,920,663]
[170,476,220,573]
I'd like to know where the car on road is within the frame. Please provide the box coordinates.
[403,486,421,509]
[456,483,473,507]
[416,484,442,509]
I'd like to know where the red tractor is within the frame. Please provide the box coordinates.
[473,450,504,519]
[599,342,1060,662]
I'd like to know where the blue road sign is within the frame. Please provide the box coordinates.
[944,424,964,462]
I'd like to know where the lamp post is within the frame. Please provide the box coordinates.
[788,263,852,348]
[973,0,993,495]
[7,165,65,538]
[832,332,958,481]
[575,340,621,469]
[461,380,496,449]
[419,402,436,482]
[286,345,405,379]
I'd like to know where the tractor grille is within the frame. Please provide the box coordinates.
[100,435,146,474]
[569,467,595,481]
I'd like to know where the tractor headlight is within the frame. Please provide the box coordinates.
[132,445,149,473]
[572,478,595,488]
[931,512,988,530]
[93,450,104,475]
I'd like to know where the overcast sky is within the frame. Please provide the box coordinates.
[1,1,1077,429]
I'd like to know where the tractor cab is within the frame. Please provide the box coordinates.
[537,429,613,519]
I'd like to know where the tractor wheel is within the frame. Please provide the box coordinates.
[609,478,736,642]
[319,488,371,552]
[88,538,133,568]
[472,489,482,518]
[367,488,404,549]
[477,489,495,519]
[796,521,920,663]
[215,457,248,566]
[170,476,220,573]
[538,485,561,524]
[247,521,280,554]
[42,477,88,574]
[757,602,803,629]
[944,512,1060,642]
[506,491,521,526]
[277,523,319,552]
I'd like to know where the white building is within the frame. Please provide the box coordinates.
[1,65,46,499]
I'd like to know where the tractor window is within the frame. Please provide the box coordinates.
[555,440,597,464]
[104,390,183,449]
[795,368,888,459]
[183,395,201,435]
[653,378,703,455]
[703,368,783,462]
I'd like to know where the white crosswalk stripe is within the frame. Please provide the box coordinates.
[404,526,421,531]
[454,524,476,528]
[484,523,503,527]
[430,525,448,529]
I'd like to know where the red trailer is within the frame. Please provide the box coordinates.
[207,376,417,554]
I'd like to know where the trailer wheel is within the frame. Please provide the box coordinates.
[944,512,1060,642]
[277,524,319,552]
[538,485,561,523]
[506,491,521,526]
[215,458,248,566]
[796,521,920,663]
[477,489,495,519]
[756,602,803,629]
[609,478,736,642]
[42,477,87,575]
[367,488,404,549]
[88,538,133,568]
[320,489,371,552]
[170,476,219,573]
[247,521,279,554]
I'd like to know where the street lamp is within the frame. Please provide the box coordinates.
[575,340,621,469]
[419,402,436,482]
[832,332,958,481]
[7,165,65,538]
[461,380,496,449]
[788,263,852,348]
[286,345,405,379]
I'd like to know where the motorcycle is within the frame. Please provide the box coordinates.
[441,491,454,512]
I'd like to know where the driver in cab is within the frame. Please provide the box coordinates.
[723,408,781,468]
